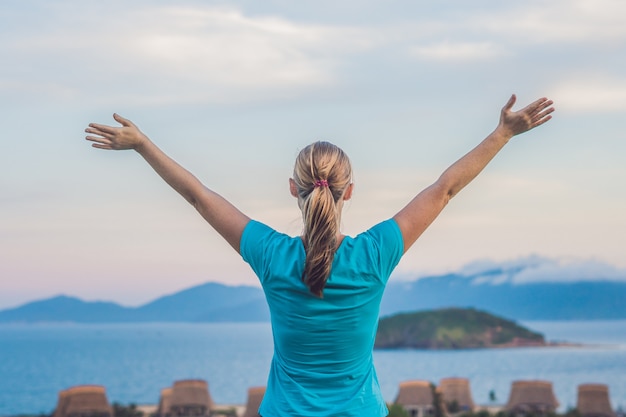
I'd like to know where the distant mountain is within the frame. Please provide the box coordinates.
[131,282,266,322]
[0,295,132,323]
[381,277,626,320]
[0,282,267,324]
[1,257,625,323]
[375,308,545,349]
[380,259,626,320]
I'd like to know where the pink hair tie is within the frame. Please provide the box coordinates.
[314,179,329,188]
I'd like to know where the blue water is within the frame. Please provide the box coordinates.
[0,321,625,416]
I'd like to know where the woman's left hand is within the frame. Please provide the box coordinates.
[498,94,554,137]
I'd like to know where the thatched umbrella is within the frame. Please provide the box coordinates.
[242,386,266,417]
[506,380,559,414]
[60,385,113,417]
[395,380,435,417]
[170,379,214,416]
[439,377,475,412]
[157,387,173,417]
[53,389,70,417]
[577,384,616,417]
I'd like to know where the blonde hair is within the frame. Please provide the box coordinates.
[292,141,352,297]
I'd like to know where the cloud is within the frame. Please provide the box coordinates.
[0,4,373,105]
[548,76,626,113]
[473,0,626,44]
[409,41,504,62]
[393,0,626,65]
[128,7,361,86]
[512,258,626,284]
[4,0,625,107]
[395,0,626,74]
[465,256,626,285]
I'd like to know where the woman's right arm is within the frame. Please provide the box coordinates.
[393,95,554,253]
[85,114,250,253]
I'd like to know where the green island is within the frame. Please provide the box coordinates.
[375,307,545,350]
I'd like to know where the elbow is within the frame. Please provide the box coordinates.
[189,197,201,211]
[434,177,455,206]
[182,192,199,208]
[437,167,466,203]
[445,186,457,203]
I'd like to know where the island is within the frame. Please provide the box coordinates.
[375,307,545,349]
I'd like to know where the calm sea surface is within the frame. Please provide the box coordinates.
[1,320,625,416]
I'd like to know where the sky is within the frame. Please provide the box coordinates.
[1,0,626,309]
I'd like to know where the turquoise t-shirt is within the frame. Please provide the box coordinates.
[240,219,404,417]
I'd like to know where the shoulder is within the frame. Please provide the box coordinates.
[240,220,305,285]
[241,220,285,252]
[358,218,403,247]
[240,220,301,261]
[242,219,275,240]
[346,219,404,278]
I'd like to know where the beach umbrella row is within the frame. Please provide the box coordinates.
[393,378,616,417]
[52,381,265,417]
[50,379,614,417]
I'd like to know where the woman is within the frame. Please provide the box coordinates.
[85,94,554,416]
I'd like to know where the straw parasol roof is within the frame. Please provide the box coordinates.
[506,380,559,413]
[439,377,475,411]
[157,387,173,417]
[58,385,112,417]
[54,389,70,417]
[577,384,616,417]
[241,386,266,417]
[395,380,434,407]
[170,379,214,416]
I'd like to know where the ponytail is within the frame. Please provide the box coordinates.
[292,142,352,297]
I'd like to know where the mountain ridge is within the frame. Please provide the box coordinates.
[2,258,625,323]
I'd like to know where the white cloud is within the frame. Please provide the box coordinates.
[410,41,504,62]
[0,4,373,105]
[394,0,626,67]
[512,258,626,284]
[548,76,626,113]
[474,0,626,44]
[4,0,625,107]
[465,256,626,285]
[128,7,357,86]
[395,1,626,72]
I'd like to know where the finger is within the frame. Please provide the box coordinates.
[92,143,113,150]
[85,135,112,146]
[87,123,117,135]
[530,105,554,125]
[532,98,553,113]
[113,113,133,127]
[530,105,554,124]
[503,94,517,111]
[84,127,109,138]
[526,97,551,114]
[532,114,552,128]
[537,100,554,115]
[536,105,555,119]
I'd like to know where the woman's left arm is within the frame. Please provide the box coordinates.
[85,113,250,253]
[393,95,554,253]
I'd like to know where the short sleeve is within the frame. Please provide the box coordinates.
[363,218,404,282]
[240,220,276,283]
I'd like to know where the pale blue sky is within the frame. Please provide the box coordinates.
[2,0,626,309]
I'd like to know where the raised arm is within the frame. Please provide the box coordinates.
[393,94,554,253]
[85,114,250,252]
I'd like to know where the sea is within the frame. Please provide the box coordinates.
[1,320,625,416]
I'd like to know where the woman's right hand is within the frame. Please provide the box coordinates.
[85,113,149,151]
